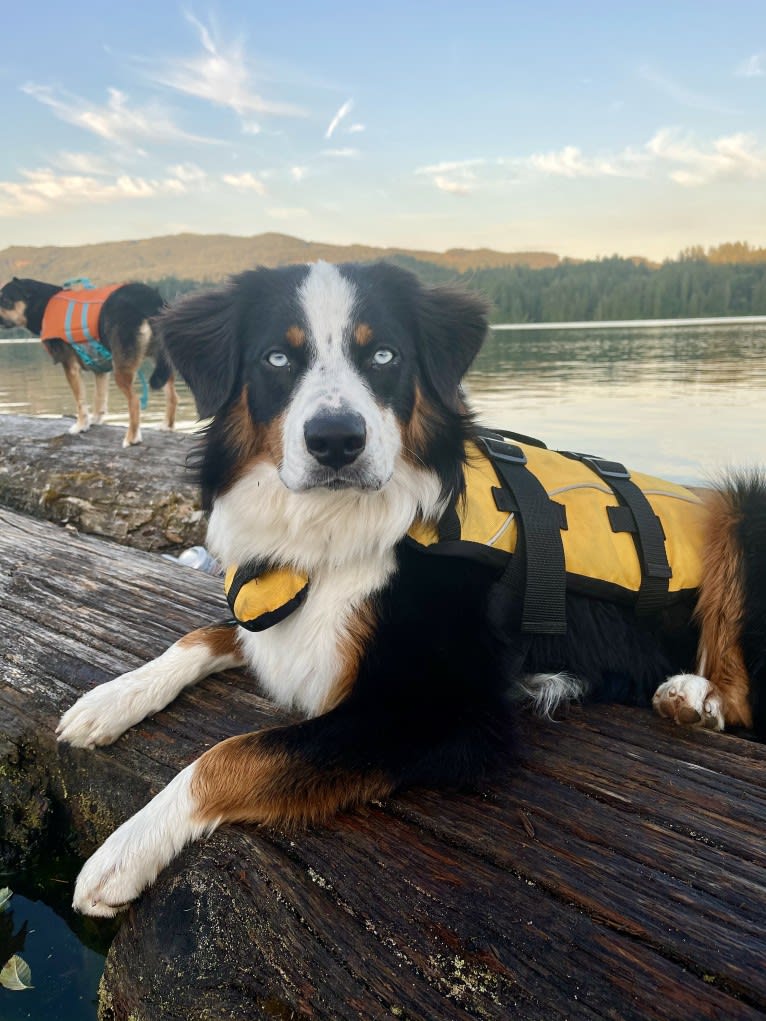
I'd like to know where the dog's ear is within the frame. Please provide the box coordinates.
[416,284,490,408]
[157,284,241,418]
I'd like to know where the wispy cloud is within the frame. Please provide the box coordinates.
[416,159,486,195]
[321,148,360,159]
[290,166,308,181]
[639,65,741,116]
[417,131,766,196]
[148,14,307,124]
[22,83,216,146]
[0,165,201,217]
[647,128,766,186]
[325,99,353,139]
[222,171,267,194]
[736,53,765,78]
[522,145,646,179]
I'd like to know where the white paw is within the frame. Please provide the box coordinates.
[73,765,205,916]
[122,428,143,448]
[652,674,724,730]
[92,413,107,425]
[57,671,154,748]
[68,416,91,435]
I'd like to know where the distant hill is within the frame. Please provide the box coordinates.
[0,233,561,286]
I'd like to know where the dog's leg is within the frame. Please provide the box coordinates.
[653,487,752,731]
[71,695,511,915]
[92,371,109,425]
[113,367,142,447]
[162,377,178,431]
[57,623,245,749]
[62,357,91,434]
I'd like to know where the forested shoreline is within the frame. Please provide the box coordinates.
[152,255,766,324]
[2,255,766,335]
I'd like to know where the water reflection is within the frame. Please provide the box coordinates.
[1,322,764,486]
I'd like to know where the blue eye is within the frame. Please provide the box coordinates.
[372,348,395,366]
[266,351,289,368]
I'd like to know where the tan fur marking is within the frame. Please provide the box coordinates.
[191,730,393,829]
[401,383,443,468]
[178,623,241,659]
[320,601,377,713]
[285,325,305,348]
[694,489,753,727]
[354,322,374,346]
[218,388,285,492]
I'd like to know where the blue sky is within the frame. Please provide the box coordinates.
[2,1,765,259]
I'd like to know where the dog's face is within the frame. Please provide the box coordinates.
[0,279,29,328]
[160,260,488,508]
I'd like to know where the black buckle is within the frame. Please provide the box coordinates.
[581,456,631,480]
[478,436,527,466]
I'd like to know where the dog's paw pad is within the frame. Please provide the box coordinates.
[652,674,724,731]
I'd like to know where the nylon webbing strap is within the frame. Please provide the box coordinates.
[569,453,672,615]
[478,436,567,635]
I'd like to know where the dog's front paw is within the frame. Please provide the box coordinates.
[122,428,143,448]
[73,831,146,916]
[652,674,724,730]
[57,675,142,748]
[73,765,204,916]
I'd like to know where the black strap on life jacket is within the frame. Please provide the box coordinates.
[562,452,672,616]
[477,434,568,635]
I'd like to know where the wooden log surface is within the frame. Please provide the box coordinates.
[1,507,765,1021]
[0,413,204,551]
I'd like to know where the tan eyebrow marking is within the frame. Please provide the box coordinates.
[285,325,306,348]
[354,322,374,346]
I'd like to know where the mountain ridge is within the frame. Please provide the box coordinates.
[0,232,562,286]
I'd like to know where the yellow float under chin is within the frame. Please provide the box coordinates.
[224,563,310,632]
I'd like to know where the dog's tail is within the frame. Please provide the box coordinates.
[149,346,174,390]
[730,471,766,737]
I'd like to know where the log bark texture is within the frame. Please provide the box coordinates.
[0,508,765,1021]
[0,414,204,551]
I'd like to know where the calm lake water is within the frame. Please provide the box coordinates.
[1,320,764,485]
[0,318,765,1017]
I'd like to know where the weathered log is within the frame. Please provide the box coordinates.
[1,508,765,1020]
[0,414,204,551]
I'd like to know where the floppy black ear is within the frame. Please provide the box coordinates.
[157,284,241,418]
[415,284,490,408]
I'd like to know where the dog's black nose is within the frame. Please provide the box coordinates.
[304,411,367,470]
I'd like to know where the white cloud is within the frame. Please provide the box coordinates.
[325,99,353,139]
[22,83,216,146]
[417,131,766,196]
[647,128,766,186]
[0,167,196,217]
[321,148,360,158]
[348,123,366,134]
[167,163,207,183]
[222,171,267,194]
[416,158,485,195]
[54,151,118,176]
[524,145,644,179]
[148,14,307,121]
[290,166,308,181]
[736,53,765,78]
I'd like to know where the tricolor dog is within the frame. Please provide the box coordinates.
[57,261,766,916]
[0,277,177,446]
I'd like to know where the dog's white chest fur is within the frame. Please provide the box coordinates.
[237,557,393,716]
[206,458,444,717]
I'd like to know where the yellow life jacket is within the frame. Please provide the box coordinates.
[224,430,709,633]
[408,436,707,601]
